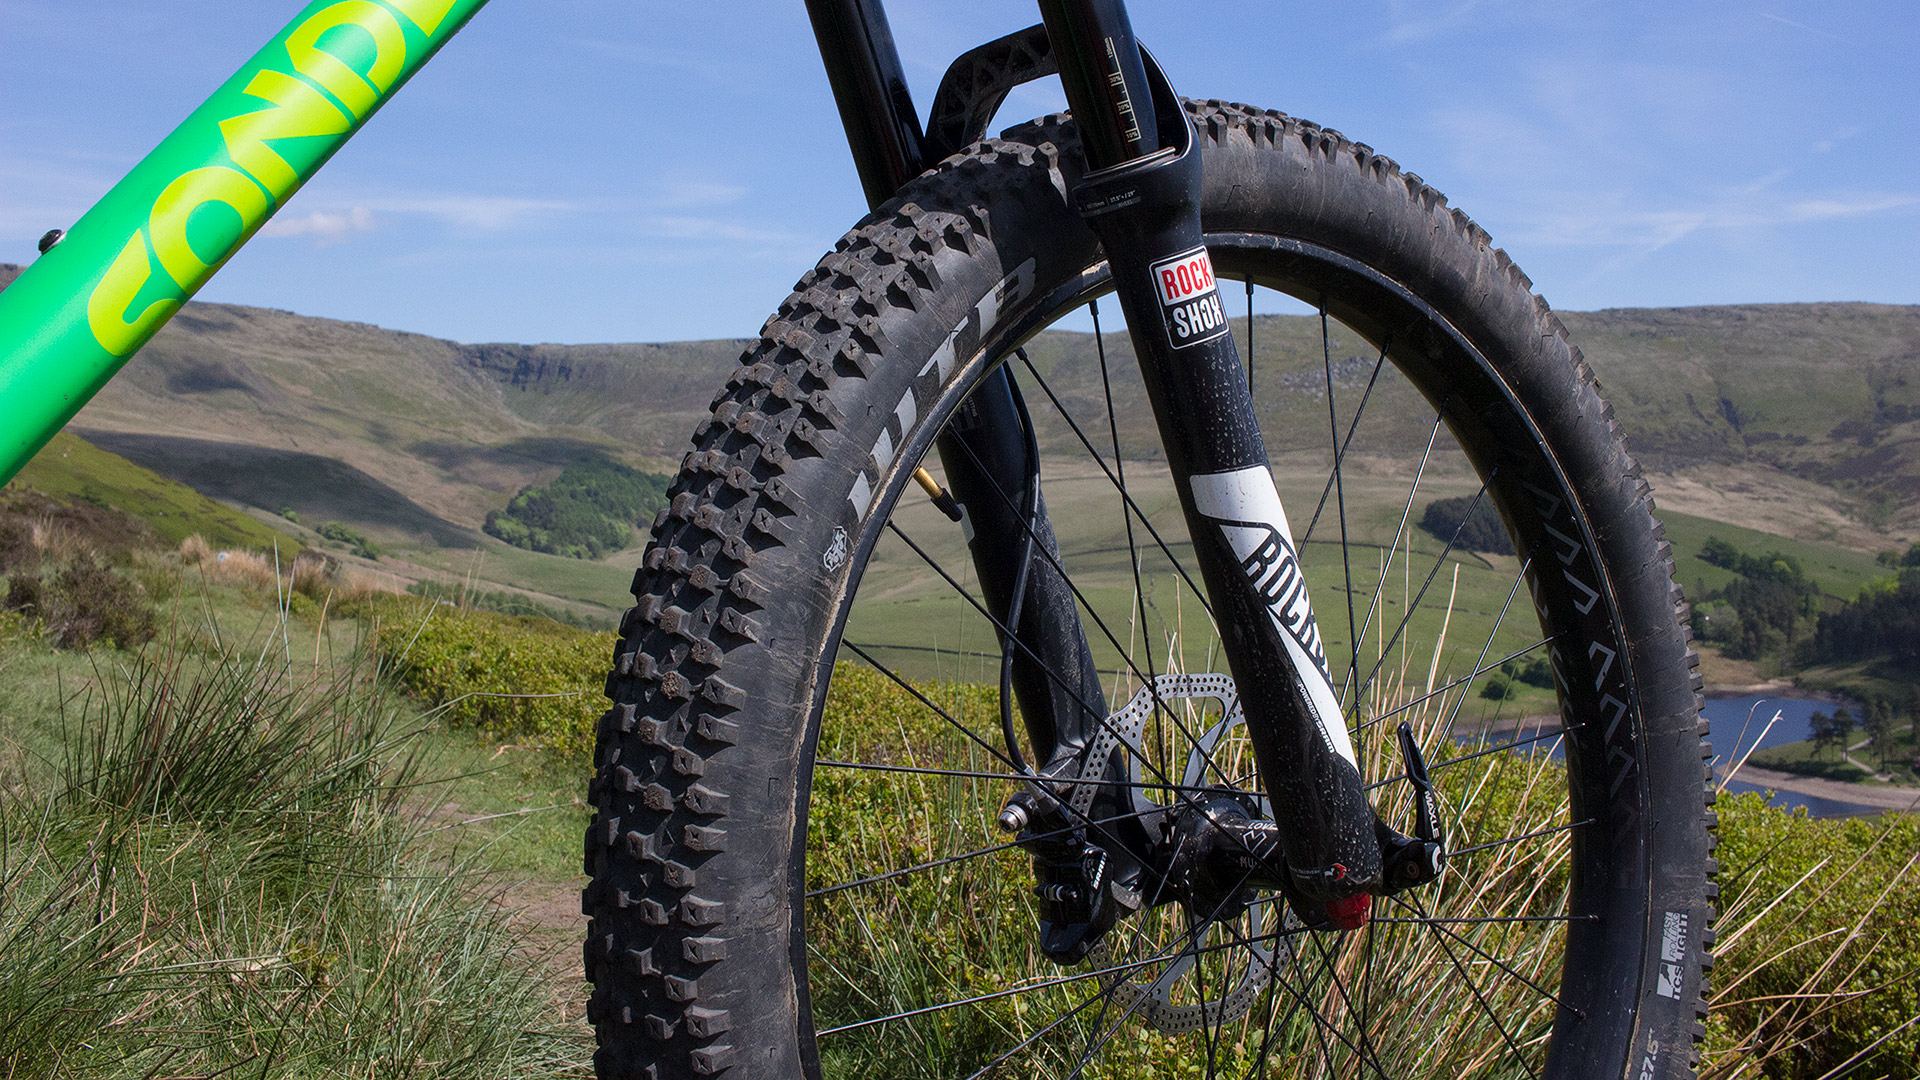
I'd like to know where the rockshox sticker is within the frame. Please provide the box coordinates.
[1150,246,1229,350]
[1190,465,1355,766]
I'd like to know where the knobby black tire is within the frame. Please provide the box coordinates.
[585,101,1714,1080]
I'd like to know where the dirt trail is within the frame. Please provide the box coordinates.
[497,878,593,1029]
[1723,765,1920,812]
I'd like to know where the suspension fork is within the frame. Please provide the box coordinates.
[1036,0,1382,907]
[805,0,1110,771]
[806,0,1382,911]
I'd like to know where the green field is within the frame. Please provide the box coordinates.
[1656,507,1888,602]
[7,430,301,552]
[845,447,1556,730]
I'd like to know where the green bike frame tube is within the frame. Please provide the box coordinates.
[0,0,491,485]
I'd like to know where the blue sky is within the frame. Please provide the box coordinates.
[3,0,1914,344]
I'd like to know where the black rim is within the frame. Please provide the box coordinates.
[794,231,1644,1078]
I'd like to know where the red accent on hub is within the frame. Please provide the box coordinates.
[1325,892,1372,931]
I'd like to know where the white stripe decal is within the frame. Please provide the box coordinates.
[1190,465,1355,766]
[848,472,873,518]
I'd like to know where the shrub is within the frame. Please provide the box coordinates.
[1418,495,1513,555]
[2,550,157,650]
[318,521,381,560]
[178,533,212,566]
[0,489,156,567]
[1705,793,1920,1077]
[290,548,336,600]
[370,598,613,756]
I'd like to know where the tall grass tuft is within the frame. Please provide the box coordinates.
[0,627,585,1078]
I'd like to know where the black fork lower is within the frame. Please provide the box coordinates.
[1034,0,1382,908]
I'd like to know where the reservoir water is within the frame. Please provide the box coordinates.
[1702,695,1896,817]
[1456,695,1903,818]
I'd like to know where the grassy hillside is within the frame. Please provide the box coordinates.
[4,261,1913,660]
[6,430,300,552]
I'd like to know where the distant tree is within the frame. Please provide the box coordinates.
[1864,699,1896,768]
[1815,569,1920,665]
[1419,496,1513,555]
[484,458,669,560]
[1809,710,1835,760]
[1908,685,1920,747]
[1701,537,1741,570]
[1831,707,1857,755]
[1904,543,1920,568]
[1515,656,1556,688]
[1698,539,1820,660]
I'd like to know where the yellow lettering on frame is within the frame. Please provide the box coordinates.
[284,1,407,120]
[219,70,352,202]
[148,166,273,291]
[87,233,181,357]
[386,0,457,34]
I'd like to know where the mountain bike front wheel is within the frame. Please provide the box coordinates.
[586,100,1714,1080]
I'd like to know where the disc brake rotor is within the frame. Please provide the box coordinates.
[1086,674,1290,1033]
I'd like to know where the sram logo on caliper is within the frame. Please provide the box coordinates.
[1149,246,1230,349]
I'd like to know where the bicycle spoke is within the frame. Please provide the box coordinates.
[1337,410,1444,708]
[957,986,1114,1080]
[835,638,1186,876]
[874,522,1255,855]
[1349,480,1496,726]
[814,757,1225,796]
[1421,723,1569,777]
[1358,635,1553,745]
[808,806,1151,899]
[799,260,1649,1078]
[936,397,1240,792]
[1438,556,1536,735]
[1451,817,1594,858]
[1401,895,1546,1080]
[1062,859,1281,1079]
[1300,336,1392,548]
[1382,893,1573,1014]
[819,925,1289,1039]
[1091,298,1170,804]
[1320,304,1364,717]
[1371,913,1596,926]
[1013,350,1216,622]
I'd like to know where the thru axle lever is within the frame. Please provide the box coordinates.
[1377,721,1448,893]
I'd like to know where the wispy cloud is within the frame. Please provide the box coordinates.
[1384,0,1491,44]
[259,206,375,246]
[1504,190,1920,251]
[359,194,574,230]
[642,215,809,246]
[649,178,749,209]
[1758,12,1853,44]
